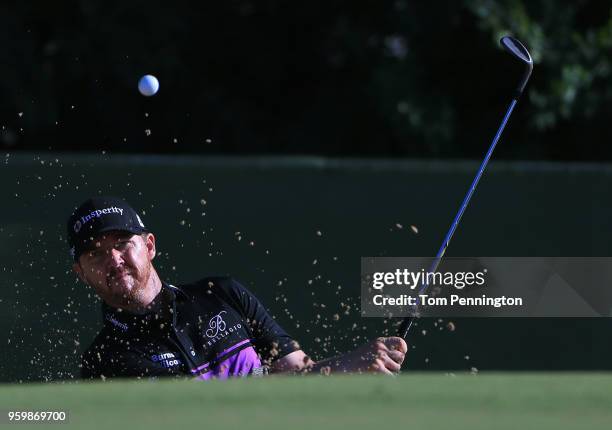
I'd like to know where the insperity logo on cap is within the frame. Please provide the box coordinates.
[67,196,148,260]
[73,206,124,233]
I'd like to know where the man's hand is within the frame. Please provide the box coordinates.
[324,337,408,375]
[270,337,408,375]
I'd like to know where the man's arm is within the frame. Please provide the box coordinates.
[270,337,407,375]
[220,279,408,375]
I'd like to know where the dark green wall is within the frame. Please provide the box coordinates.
[1,153,611,382]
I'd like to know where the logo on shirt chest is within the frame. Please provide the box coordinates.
[150,352,181,368]
[202,311,243,346]
[205,311,228,338]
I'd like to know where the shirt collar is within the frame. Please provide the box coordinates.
[101,282,178,332]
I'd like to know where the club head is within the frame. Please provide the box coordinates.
[501,36,532,64]
[500,36,533,97]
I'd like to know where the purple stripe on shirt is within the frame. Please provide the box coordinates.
[190,338,252,373]
[194,346,262,380]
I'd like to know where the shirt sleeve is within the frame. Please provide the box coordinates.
[217,278,300,363]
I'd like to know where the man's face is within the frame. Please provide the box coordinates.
[73,231,156,307]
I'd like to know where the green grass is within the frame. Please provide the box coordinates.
[1,373,611,430]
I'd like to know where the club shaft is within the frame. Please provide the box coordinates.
[398,98,519,338]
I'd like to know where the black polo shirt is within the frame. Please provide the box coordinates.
[80,277,299,380]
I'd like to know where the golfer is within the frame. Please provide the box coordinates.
[68,196,407,380]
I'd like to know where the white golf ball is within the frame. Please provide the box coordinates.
[138,75,159,96]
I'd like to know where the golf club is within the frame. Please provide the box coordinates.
[397,36,533,338]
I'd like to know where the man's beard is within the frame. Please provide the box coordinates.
[106,264,151,307]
